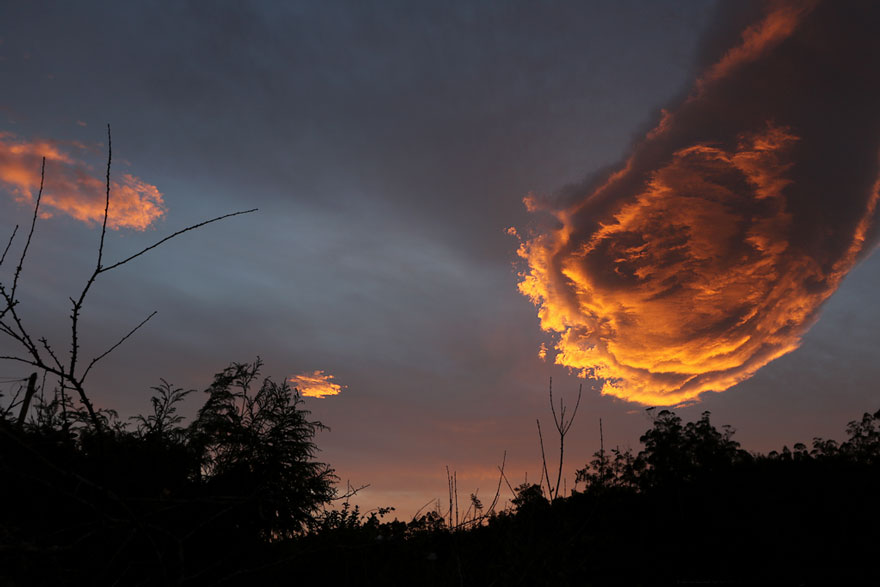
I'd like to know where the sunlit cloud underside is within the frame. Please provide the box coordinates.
[516,0,880,406]
[290,370,344,399]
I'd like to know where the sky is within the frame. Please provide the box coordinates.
[2,0,879,517]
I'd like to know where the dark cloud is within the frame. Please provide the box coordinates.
[0,0,716,258]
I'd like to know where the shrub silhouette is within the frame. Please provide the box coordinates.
[0,360,336,585]
[4,390,880,585]
[190,358,337,539]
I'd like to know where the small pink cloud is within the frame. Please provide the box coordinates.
[0,132,165,230]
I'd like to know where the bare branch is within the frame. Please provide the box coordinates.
[0,318,21,339]
[81,310,157,384]
[446,465,454,529]
[1,225,18,268]
[97,124,111,271]
[0,284,41,363]
[1,380,25,418]
[555,383,582,499]
[499,462,516,499]
[331,482,370,502]
[537,418,551,498]
[66,125,115,401]
[0,354,51,370]
[410,499,438,522]
[562,383,583,435]
[486,450,507,515]
[543,379,584,500]
[99,208,258,274]
[0,159,45,353]
[11,157,45,300]
[454,471,459,527]
[39,336,65,374]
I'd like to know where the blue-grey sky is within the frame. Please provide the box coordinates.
[2,0,879,516]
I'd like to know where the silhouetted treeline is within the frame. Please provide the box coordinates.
[278,409,880,586]
[3,374,879,585]
[0,359,335,585]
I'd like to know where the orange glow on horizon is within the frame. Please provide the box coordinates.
[0,132,165,230]
[290,370,345,399]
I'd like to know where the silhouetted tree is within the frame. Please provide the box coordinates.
[840,409,880,463]
[576,445,638,491]
[511,482,547,512]
[190,359,337,538]
[575,409,748,493]
[635,409,745,488]
[130,379,193,443]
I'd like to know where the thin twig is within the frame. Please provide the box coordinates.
[410,498,438,522]
[331,482,369,502]
[11,158,44,300]
[39,337,66,373]
[37,337,67,425]
[0,161,45,361]
[454,471,459,527]
[81,310,157,384]
[0,295,40,362]
[99,209,258,274]
[446,465,453,529]
[0,355,44,368]
[0,225,18,268]
[97,124,111,271]
[486,450,507,515]
[1,381,24,417]
[553,383,582,499]
[499,463,516,499]
[537,418,551,498]
[461,488,475,525]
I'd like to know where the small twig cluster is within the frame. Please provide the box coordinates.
[412,451,509,533]
[537,377,582,501]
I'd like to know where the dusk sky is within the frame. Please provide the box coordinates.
[2,0,879,516]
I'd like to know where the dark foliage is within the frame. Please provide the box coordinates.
[252,408,880,587]
[189,359,336,539]
[4,382,880,585]
[0,360,335,585]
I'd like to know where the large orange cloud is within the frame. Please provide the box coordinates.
[516,0,880,405]
[0,132,165,230]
